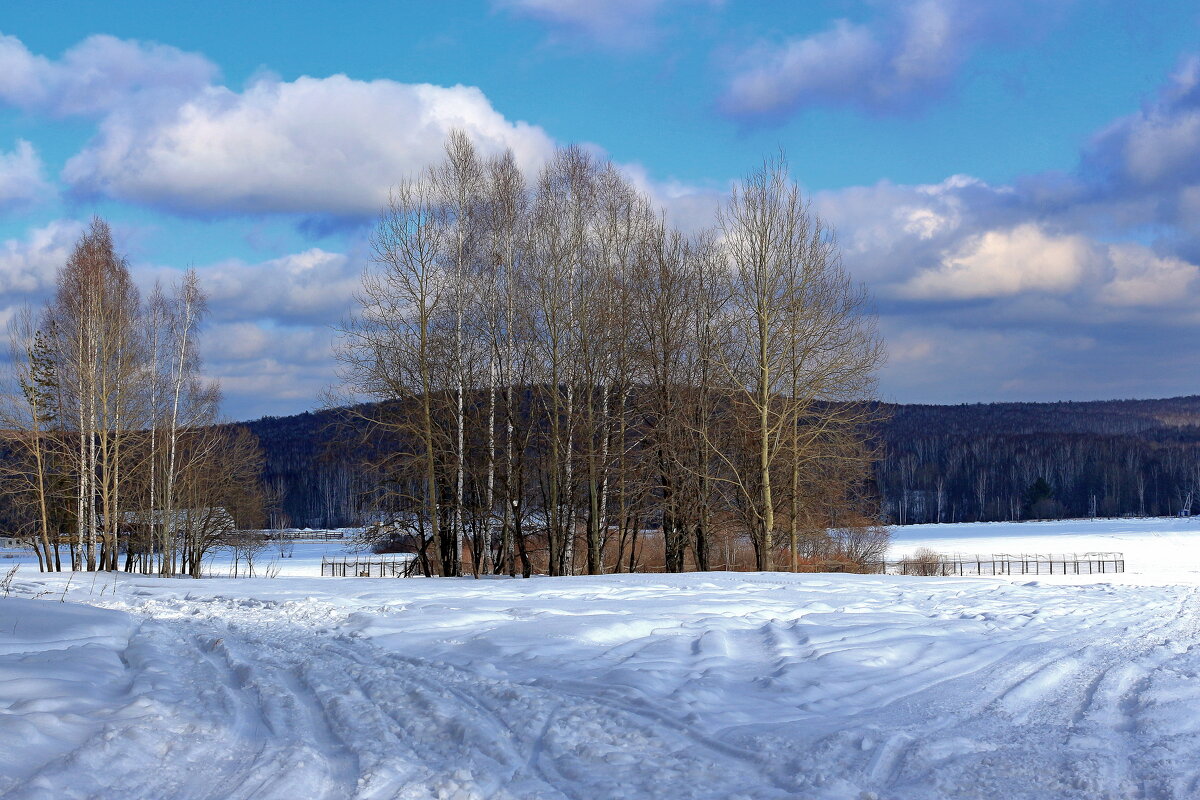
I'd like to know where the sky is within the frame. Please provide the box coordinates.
[1,0,1199,420]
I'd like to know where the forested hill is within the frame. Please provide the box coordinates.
[884,396,1200,438]
[240,396,1200,528]
[876,396,1200,525]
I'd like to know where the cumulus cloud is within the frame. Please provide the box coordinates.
[721,0,1054,120]
[0,220,84,357]
[803,49,1200,402]
[0,32,215,117]
[0,140,52,211]
[494,0,716,47]
[198,247,363,325]
[0,32,557,217]
[1096,244,1200,308]
[62,74,557,216]
[1082,55,1200,201]
[135,246,366,417]
[822,172,1200,310]
[0,219,83,295]
[202,321,337,417]
[901,224,1096,300]
[2,31,709,224]
[816,174,1023,287]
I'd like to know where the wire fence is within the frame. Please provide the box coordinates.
[320,556,417,577]
[317,552,1124,578]
[270,530,346,541]
[883,552,1125,577]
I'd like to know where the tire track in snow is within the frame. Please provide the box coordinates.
[8,593,799,799]
[773,584,1200,799]
[8,574,1200,799]
[1061,586,1200,798]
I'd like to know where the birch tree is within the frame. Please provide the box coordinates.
[712,156,883,570]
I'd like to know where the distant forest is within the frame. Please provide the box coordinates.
[244,395,1200,529]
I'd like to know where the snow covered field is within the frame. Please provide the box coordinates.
[2,519,1200,798]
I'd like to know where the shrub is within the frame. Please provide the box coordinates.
[902,547,945,576]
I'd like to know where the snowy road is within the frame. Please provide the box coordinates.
[3,571,1200,799]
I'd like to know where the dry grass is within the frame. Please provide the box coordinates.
[459,522,891,576]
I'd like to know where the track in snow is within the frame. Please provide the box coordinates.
[2,589,798,800]
[3,573,1200,799]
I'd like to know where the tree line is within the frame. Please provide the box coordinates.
[334,132,886,577]
[240,395,1200,534]
[876,399,1200,523]
[0,219,266,575]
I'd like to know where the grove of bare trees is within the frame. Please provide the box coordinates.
[336,134,886,577]
[0,219,266,575]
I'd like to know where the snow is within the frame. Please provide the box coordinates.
[1,518,1199,798]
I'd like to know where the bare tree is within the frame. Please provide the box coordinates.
[0,220,267,577]
[436,130,486,577]
[176,425,266,578]
[337,139,886,578]
[337,177,453,576]
[710,156,883,570]
[48,219,145,571]
[526,146,601,575]
[483,149,530,576]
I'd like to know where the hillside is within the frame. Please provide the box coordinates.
[876,396,1200,524]
[239,395,1200,527]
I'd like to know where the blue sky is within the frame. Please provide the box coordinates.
[1,0,1199,419]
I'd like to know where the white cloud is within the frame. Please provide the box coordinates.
[126,247,361,419]
[1121,111,1200,186]
[0,32,558,218]
[64,74,558,216]
[1097,244,1200,307]
[720,0,1059,120]
[0,219,83,295]
[199,247,363,324]
[0,32,215,117]
[0,140,51,211]
[815,174,1020,288]
[901,224,1095,300]
[0,30,703,224]
[1082,55,1200,201]
[618,162,723,234]
[723,19,887,117]
[203,321,332,370]
[494,0,715,47]
[204,333,336,417]
[722,1,969,118]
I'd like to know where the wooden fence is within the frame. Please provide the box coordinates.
[320,556,416,577]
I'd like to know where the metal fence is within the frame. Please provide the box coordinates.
[320,556,416,577]
[885,552,1125,577]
